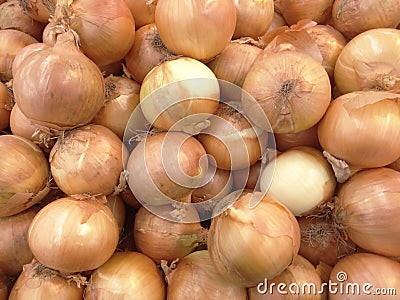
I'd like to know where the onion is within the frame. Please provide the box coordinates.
[248,255,324,299]
[232,0,274,39]
[11,43,48,77]
[266,12,287,32]
[49,124,125,196]
[0,271,8,300]
[317,91,400,169]
[0,0,46,41]
[123,0,156,29]
[120,186,142,210]
[0,82,12,131]
[208,191,300,287]
[242,50,331,134]
[166,250,247,300]
[28,195,119,273]
[155,0,237,61]
[98,60,123,77]
[198,102,268,170]
[334,167,400,257]
[232,159,262,190]
[207,40,262,88]
[85,251,166,300]
[125,23,173,83]
[274,0,333,25]
[0,135,50,217]
[0,206,38,276]
[0,29,37,82]
[275,124,321,152]
[133,206,208,264]
[126,131,207,205]
[19,0,55,23]
[140,57,219,133]
[331,0,400,40]
[92,75,140,139]
[8,260,84,300]
[105,194,126,232]
[329,253,400,300]
[334,28,400,94]
[13,31,105,130]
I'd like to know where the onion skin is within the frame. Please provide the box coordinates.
[267,12,287,32]
[329,253,400,300]
[85,251,166,300]
[334,167,400,257]
[155,0,237,61]
[275,124,321,152]
[11,43,49,77]
[0,82,11,131]
[19,0,55,23]
[123,0,156,28]
[28,196,119,273]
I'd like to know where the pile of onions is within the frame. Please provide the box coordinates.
[334,167,400,257]
[13,31,105,130]
[19,0,55,23]
[155,0,237,61]
[125,24,173,83]
[126,131,208,205]
[242,49,331,134]
[133,206,208,263]
[233,160,262,190]
[0,29,37,82]
[318,91,400,170]
[248,255,324,299]
[275,124,320,152]
[329,253,400,300]
[260,146,336,216]
[166,250,247,300]
[0,0,46,41]
[0,206,38,276]
[8,260,84,300]
[0,135,49,217]
[232,0,274,39]
[85,251,166,300]
[49,124,124,196]
[140,57,219,133]
[0,82,11,131]
[28,195,119,273]
[105,194,126,232]
[334,28,400,94]
[331,0,400,40]
[92,75,140,139]
[123,0,156,29]
[208,191,300,287]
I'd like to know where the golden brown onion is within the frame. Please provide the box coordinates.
[123,0,156,28]
[275,124,320,152]
[11,43,49,77]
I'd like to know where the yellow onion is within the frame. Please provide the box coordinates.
[140,57,219,133]
[208,191,300,287]
[13,31,105,130]
[0,29,37,82]
[266,12,287,32]
[329,253,400,300]
[0,135,49,217]
[19,0,55,23]
[92,75,140,139]
[242,50,331,134]
[0,0,46,41]
[11,43,49,77]
[105,194,126,232]
[50,124,124,196]
[133,206,208,264]
[334,28,400,94]
[28,195,119,273]
[275,124,320,152]
[120,186,142,210]
[232,0,274,39]
[232,159,262,190]
[166,250,247,300]
[123,0,156,29]
[260,147,336,216]
[155,0,237,61]
[0,82,12,131]
[317,91,400,169]
[334,168,400,257]
[331,0,400,40]
[126,131,208,205]
[248,255,324,299]
[8,260,84,300]
[85,251,166,300]
[125,23,173,83]
[0,206,38,276]
[207,40,262,88]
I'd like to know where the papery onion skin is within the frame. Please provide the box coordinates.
[123,0,156,28]
[155,0,237,61]
[334,167,400,257]
[19,0,55,23]
[266,12,287,32]
[208,191,301,287]
[275,124,320,152]
[0,82,11,131]
[85,251,166,300]
[11,43,49,77]
[242,50,331,134]
[0,135,50,217]
[317,91,400,168]
[167,250,248,300]
[28,196,119,273]
[334,28,400,94]
[329,253,400,300]
[49,124,124,196]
